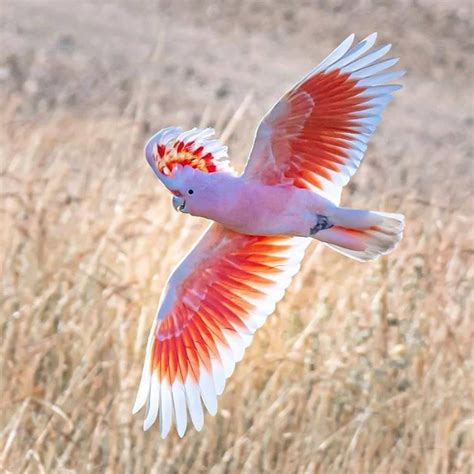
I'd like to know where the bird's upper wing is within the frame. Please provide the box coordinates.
[243,33,404,204]
[133,223,309,438]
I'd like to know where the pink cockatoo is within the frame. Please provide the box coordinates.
[133,33,405,438]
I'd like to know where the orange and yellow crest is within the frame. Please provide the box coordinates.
[147,127,231,175]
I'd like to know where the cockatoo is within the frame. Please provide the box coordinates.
[133,33,405,438]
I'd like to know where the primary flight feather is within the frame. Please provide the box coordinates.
[133,33,405,438]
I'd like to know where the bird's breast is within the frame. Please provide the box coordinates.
[210,182,300,235]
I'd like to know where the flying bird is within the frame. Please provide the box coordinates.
[133,33,405,438]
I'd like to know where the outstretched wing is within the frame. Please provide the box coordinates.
[243,33,404,204]
[133,223,309,438]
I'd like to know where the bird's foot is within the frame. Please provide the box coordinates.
[310,215,333,235]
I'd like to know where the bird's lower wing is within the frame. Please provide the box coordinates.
[133,223,309,438]
[243,32,404,204]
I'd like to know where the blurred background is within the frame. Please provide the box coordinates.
[1,1,473,472]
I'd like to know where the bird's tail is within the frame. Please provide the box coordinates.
[315,209,405,262]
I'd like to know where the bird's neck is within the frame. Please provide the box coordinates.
[190,173,245,225]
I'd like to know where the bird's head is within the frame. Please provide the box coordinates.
[153,164,214,214]
[144,127,233,215]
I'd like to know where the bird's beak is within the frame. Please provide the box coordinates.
[172,195,187,213]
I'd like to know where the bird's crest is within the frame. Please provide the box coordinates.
[145,127,231,176]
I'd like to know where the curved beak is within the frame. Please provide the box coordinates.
[172,195,187,213]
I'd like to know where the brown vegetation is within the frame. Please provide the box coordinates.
[1,1,473,472]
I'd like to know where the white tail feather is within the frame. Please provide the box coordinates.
[316,211,404,262]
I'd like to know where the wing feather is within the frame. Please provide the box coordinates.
[243,33,404,204]
[134,224,308,437]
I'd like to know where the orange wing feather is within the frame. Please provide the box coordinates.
[244,33,404,204]
[133,223,308,437]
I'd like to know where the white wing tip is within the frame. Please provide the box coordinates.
[132,368,152,415]
[194,421,204,432]
[143,416,154,432]
[341,33,356,51]
[132,398,144,415]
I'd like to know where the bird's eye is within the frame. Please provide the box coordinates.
[187,189,194,195]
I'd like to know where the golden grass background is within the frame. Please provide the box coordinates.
[1,1,473,472]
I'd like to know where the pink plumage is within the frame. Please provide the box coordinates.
[134,33,405,438]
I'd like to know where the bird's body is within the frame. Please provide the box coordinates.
[133,32,406,438]
[174,172,333,236]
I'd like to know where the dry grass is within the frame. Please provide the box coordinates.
[1,104,473,473]
[1,1,474,472]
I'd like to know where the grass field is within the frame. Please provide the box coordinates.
[1,1,473,472]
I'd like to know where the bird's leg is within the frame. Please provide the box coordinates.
[309,214,333,235]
